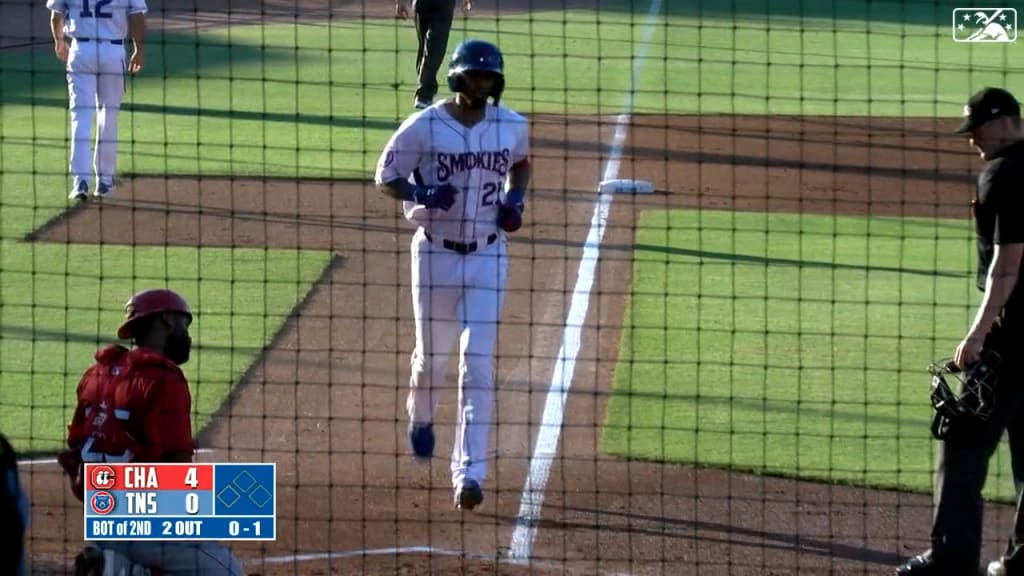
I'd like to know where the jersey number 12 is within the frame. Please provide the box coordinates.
[80,0,114,19]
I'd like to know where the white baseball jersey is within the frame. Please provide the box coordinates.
[46,0,148,41]
[375,103,530,242]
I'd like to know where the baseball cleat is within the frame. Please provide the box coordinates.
[454,479,483,511]
[408,423,434,459]
[72,545,105,576]
[414,98,431,110]
[94,182,113,198]
[69,180,88,201]
[893,552,941,575]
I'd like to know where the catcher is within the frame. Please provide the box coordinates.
[57,288,245,575]
[896,87,1024,576]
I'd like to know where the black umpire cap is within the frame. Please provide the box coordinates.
[955,87,1021,133]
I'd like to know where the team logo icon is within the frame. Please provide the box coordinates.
[90,465,116,490]
[89,491,116,515]
[953,8,1017,43]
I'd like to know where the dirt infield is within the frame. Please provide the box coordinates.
[19,112,1022,575]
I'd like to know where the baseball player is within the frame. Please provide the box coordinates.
[374,39,531,511]
[47,0,146,201]
[896,87,1024,576]
[0,432,29,576]
[396,0,472,109]
[56,289,245,575]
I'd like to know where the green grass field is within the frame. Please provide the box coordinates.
[1,0,1022,501]
[600,210,1019,501]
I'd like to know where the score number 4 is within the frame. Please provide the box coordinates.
[184,466,200,515]
[80,0,114,18]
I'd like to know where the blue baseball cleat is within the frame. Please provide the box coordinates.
[94,182,113,198]
[68,180,88,201]
[454,479,483,511]
[408,423,434,459]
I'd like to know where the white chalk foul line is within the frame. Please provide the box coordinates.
[260,546,633,576]
[262,546,453,563]
[507,0,663,563]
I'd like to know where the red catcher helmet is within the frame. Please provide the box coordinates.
[117,289,193,340]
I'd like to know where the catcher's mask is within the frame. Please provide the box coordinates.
[928,350,1001,440]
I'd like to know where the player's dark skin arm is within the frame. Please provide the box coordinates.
[971,243,1024,334]
[379,178,418,201]
[507,161,531,197]
[956,242,1024,366]
[128,12,145,73]
[50,11,67,62]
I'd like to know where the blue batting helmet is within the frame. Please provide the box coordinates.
[446,39,505,103]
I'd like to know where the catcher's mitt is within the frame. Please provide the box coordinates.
[928,350,1001,440]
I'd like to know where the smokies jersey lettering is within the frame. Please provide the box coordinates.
[46,0,148,41]
[375,103,530,241]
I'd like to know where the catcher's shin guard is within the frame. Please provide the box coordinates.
[927,350,1001,440]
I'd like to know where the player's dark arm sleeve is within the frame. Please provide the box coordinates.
[966,165,1024,338]
[993,166,1024,245]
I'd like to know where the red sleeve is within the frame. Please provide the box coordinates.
[144,371,194,460]
[65,367,95,449]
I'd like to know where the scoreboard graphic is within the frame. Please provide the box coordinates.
[83,463,276,541]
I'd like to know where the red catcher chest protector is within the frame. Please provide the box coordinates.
[78,351,143,463]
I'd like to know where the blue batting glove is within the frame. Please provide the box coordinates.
[410,184,458,211]
[504,188,525,212]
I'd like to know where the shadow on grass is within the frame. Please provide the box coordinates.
[2,95,401,131]
[601,386,934,432]
[0,30,296,105]
[523,504,909,567]
[528,237,968,279]
[0,324,265,354]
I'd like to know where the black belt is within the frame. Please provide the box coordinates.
[424,232,498,255]
[74,38,124,45]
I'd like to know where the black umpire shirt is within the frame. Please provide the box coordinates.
[973,139,1024,330]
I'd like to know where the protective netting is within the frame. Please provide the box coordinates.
[2,0,1022,574]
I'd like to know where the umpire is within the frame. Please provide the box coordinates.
[396,0,472,109]
[897,86,1024,576]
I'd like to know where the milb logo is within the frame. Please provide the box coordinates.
[953,8,1017,42]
